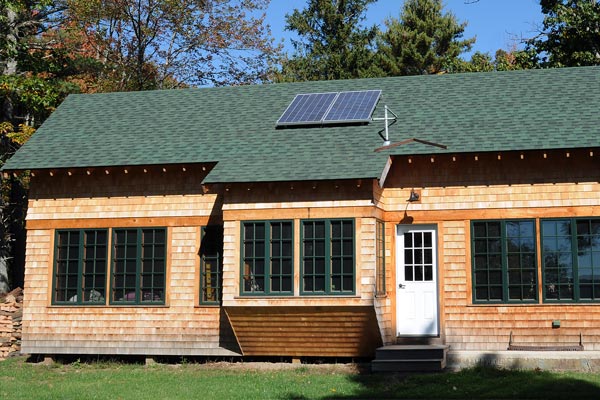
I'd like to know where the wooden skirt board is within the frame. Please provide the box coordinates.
[224,306,382,357]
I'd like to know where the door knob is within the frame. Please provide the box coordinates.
[398,284,406,289]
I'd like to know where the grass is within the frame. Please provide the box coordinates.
[1,356,600,399]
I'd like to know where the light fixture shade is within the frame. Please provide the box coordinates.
[407,189,420,202]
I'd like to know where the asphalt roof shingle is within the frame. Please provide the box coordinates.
[4,66,599,183]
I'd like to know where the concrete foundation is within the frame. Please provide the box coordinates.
[447,351,600,372]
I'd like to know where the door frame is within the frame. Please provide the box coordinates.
[395,224,440,337]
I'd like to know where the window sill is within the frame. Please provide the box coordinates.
[233,295,361,300]
[49,304,170,308]
[468,302,600,307]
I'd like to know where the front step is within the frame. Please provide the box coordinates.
[372,344,449,372]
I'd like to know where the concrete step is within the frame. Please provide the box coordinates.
[375,344,448,361]
[371,358,446,372]
[372,344,449,372]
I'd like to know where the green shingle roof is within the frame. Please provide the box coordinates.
[3,66,599,183]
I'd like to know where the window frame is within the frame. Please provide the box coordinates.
[471,219,538,304]
[199,225,223,305]
[300,218,356,296]
[239,220,294,296]
[541,218,600,303]
[52,229,109,306]
[110,227,167,306]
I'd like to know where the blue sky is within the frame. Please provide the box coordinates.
[266,0,544,57]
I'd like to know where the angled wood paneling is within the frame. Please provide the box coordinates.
[225,306,382,357]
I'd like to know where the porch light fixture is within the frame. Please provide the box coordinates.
[407,189,420,202]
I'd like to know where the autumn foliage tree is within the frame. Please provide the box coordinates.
[67,0,281,89]
[528,0,600,67]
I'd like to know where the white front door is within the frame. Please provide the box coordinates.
[396,225,439,336]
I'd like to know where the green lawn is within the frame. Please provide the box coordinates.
[1,356,600,399]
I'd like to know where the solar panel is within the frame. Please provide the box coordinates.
[322,90,382,124]
[276,92,338,126]
[276,89,382,127]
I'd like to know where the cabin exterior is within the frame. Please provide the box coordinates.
[3,66,599,363]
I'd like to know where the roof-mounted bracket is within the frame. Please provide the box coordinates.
[374,137,448,153]
[371,105,398,145]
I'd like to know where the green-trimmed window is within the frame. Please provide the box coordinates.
[376,220,386,296]
[301,219,355,295]
[112,228,166,304]
[471,220,537,303]
[200,226,223,304]
[241,221,293,295]
[53,229,108,305]
[542,218,600,302]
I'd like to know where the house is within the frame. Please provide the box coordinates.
[2,66,599,367]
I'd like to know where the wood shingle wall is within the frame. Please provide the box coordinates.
[22,169,239,356]
[380,149,600,350]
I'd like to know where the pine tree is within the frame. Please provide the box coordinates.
[277,0,378,82]
[375,0,475,76]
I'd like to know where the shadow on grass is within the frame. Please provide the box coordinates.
[283,367,600,400]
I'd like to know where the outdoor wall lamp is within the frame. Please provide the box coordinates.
[407,189,420,202]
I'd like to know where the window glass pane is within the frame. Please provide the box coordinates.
[282,277,292,292]
[489,286,502,300]
[405,265,413,281]
[342,276,353,292]
[314,276,325,291]
[475,286,488,300]
[508,286,522,300]
[580,285,593,299]
[414,233,422,247]
[404,233,412,247]
[405,249,413,265]
[577,220,590,235]
[331,276,341,292]
[332,241,340,255]
[487,223,501,237]
[424,265,433,281]
[315,241,325,257]
[255,224,265,240]
[414,265,423,281]
[282,259,292,275]
[315,259,325,274]
[314,222,325,238]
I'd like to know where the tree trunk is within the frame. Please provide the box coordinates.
[3,8,18,75]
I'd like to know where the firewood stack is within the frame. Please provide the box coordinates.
[0,288,23,360]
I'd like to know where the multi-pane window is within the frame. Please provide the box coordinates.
[200,226,223,304]
[241,221,293,295]
[53,229,108,305]
[376,220,386,296]
[542,218,600,302]
[112,228,166,304]
[301,219,355,295]
[403,230,434,282]
[471,220,537,303]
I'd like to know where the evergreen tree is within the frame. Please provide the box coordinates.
[277,0,378,82]
[529,0,600,67]
[375,0,475,76]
